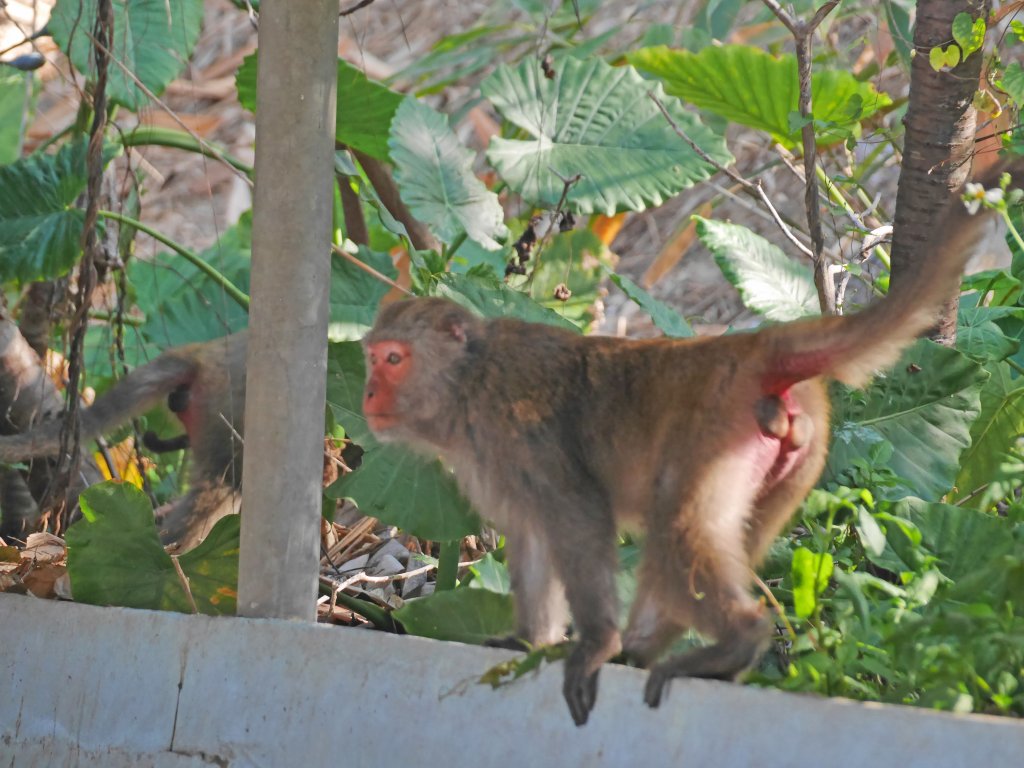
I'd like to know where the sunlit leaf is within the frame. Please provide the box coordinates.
[482,56,731,214]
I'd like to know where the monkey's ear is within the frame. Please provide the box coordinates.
[440,311,471,344]
[445,316,468,343]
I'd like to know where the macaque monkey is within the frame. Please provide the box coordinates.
[0,333,246,550]
[360,181,1011,725]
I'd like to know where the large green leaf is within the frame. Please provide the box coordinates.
[328,245,397,341]
[127,211,251,346]
[50,0,204,112]
[825,341,987,501]
[395,587,515,644]
[952,364,1024,505]
[324,342,480,540]
[628,45,893,148]
[696,217,818,320]
[0,137,118,283]
[1001,62,1024,107]
[956,306,1023,364]
[389,97,508,250]
[889,498,1018,581]
[66,482,238,615]
[482,57,731,215]
[0,71,31,164]
[237,55,403,161]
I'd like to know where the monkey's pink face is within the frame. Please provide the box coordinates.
[363,340,412,434]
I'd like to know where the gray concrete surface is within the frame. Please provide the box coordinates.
[1,592,1021,767]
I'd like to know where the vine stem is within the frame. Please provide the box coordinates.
[97,209,250,310]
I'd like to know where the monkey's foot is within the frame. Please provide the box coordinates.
[563,630,621,726]
[564,656,600,727]
[643,635,767,708]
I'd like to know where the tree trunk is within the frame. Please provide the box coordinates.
[890,0,990,344]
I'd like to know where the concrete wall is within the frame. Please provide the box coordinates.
[1,593,1021,767]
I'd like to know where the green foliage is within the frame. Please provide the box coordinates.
[605,269,694,338]
[952,364,1024,507]
[430,271,580,331]
[929,13,986,71]
[50,0,204,111]
[127,212,252,347]
[0,137,119,283]
[628,45,892,148]
[1003,63,1024,107]
[237,55,403,161]
[696,216,819,320]
[0,71,31,164]
[389,97,508,249]
[67,482,238,615]
[328,245,399,341]
[394,588,516,644]
[482,56,732,214]
[509,228,611,328]
[752,487,1024,716]
[826,340,987,501]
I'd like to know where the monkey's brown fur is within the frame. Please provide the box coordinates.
[0,333,246,550]
[361,183,1005,725]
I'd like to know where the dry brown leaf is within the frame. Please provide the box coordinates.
[23,532,66,562]
[642,201,712,288]
[139,111,224,137]
[23,563,67,599]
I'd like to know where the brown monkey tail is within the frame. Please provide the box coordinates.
[0,351,200,462]
[763,161,1022,392]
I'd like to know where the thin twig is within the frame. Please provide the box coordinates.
[648,93,813,259]
[761,0,842,314]
[83,30,252,186]
[331,244,412,295]
[171,555,199,613]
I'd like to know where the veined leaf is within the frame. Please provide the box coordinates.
[237,55,404,161]
[482,57,731,215]
[826,340,987,501]
[328,245,397,341]
[605,268,694,337]
[696,217,818,320]
[0,71,30,164]
[395,587,515,644]
[67,482,237,615]
[389,97,508,250]
[952,364,1024,506]
[50,0,204,112]
[628,45,892,148]
[0,137,119,283]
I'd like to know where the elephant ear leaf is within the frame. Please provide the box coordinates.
[482,56,731,215]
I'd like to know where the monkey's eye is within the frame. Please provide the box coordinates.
[386,352,402,365]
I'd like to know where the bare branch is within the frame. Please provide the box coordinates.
[648,93,813,259]
[761,0,842,314]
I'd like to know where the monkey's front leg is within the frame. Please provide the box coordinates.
[545,505,622,726]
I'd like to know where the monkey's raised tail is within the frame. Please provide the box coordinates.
[763,167,1020,393]
[0,352,199,462]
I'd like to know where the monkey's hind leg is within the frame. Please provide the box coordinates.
[624,478,769,708]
